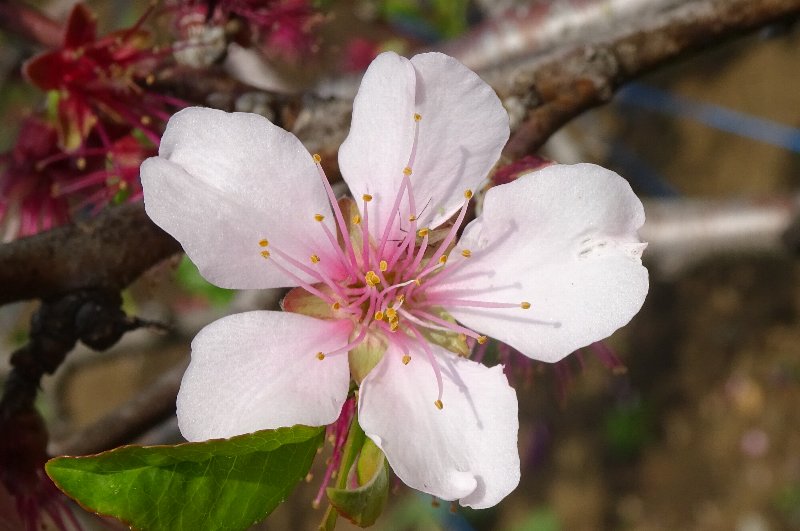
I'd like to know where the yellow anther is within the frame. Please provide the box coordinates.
[141,115,152,125]
[520,301,531,309]
[316,352,325,360]
[305,472,313,483]
[362,194,373,202]
[413,113,422,122]
[260,250,270,259]
[402,355,411,365]
[409,214,417,222]
[76,157,86,170]
[312,153,322,163]
[374,311,384,321]
[439,255,448,264]
[461,249,471,258]
[396,294,405,304]
[434,399,444,410]
[310,254,320,264]
[352,214,361,225]
[477,335,488,345]
[414,278,421,286]
[365,271,381,287]
[403,167,412,176]
[145,74,155,85]
[379,260,388,272]
[385,308,397,320]
[464,189,473,200]
[258,239,269,247]
[331,302,341,310]
[314,214,325,222]
[417,228,429,238]
[390,321,399,332]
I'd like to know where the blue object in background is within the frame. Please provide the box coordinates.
[617,83,800,154]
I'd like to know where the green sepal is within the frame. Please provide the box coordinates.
[349,332,388,384]
[327,438,390,528]
[282,285,337,319]
[46,425,324,531]
[418,307,470,357]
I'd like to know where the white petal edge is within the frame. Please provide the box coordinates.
[433,163,649,362]
[358,342,519,508]
[141,107,339,289]
[177,311,353,441]
[338,52,509,242]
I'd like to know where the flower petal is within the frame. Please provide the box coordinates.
[358,343,519,508]
[338,52,508,240]
[141,107,338,289]
[177,311,353,441]
[433,163,649,362]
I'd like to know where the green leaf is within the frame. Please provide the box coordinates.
[46,425,324,531]
[327,439,390,527]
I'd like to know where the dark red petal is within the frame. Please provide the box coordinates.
[63,3,97,48]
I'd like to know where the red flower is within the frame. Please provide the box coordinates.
[0,116,154,239]
[23,3,179,151]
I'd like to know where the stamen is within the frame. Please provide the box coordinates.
[374,311,384,321]
[361,194,372,270]
[314,154,360,273]
[379,260,388,272]
[408,327,445,407]
[403,167,412,176]
[427,190,472,266]
[417,228,429,238]
[461,249,471,258]
[402,354,411,365]
[423,298,531,310]
[352,214,361,225]
[258,239,269,248]
[316,352,325,360]
[322,326,369,357]
[365,271,381,287]
[521,302,531,309]
[310,254,320,264]
[434,400,444,410]
[263,252,335,304]
[315,213,352,277]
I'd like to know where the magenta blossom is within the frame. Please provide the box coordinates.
[140,52,648,507]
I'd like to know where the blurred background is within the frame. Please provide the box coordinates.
[1,1,799,530]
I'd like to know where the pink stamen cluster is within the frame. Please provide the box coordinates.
[262,114,530,409]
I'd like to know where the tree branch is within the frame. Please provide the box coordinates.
[0,203,180,306]
[501,0,800,158]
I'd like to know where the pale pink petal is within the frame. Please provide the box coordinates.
[358,343,519,508]
[141,107,338,289]
[338,52,508,240]
[177,311,353,441]
[432,163,649,362]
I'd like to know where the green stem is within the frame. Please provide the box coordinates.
[319,408,365,530]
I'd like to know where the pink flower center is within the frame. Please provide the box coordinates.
[258,113,530,409]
